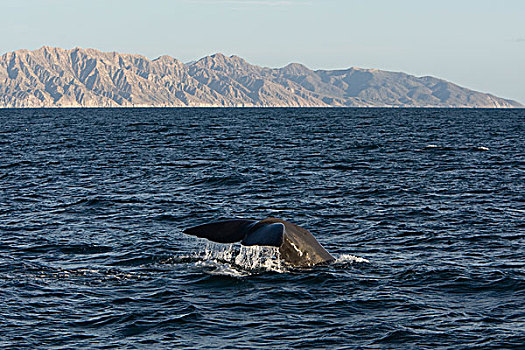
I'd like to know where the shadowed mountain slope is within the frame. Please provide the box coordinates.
[0,47,521,108]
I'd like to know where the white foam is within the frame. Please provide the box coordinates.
[334,254,370,264]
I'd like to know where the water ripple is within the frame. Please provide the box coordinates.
[0,108,523,349]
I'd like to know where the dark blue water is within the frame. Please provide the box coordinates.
[1,108,524,349]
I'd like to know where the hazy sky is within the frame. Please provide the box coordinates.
[3,0,525,103]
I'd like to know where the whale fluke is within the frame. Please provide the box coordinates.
[241,223,285,247]
[183,218,335,267]
[183,219,257,244]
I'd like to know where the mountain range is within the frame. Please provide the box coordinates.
[0,46,521,108]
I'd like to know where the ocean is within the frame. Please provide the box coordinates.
[1,108,524,349]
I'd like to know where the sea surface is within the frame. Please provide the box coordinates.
[0,108,524,349]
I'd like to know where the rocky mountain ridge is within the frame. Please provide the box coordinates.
[0,46,521,108]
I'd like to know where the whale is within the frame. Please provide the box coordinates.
[183,218,335,267]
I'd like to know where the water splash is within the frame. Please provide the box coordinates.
[235,245,283,272]
[195,242,285,275]
[191,241,369,275]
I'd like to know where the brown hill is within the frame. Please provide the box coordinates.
[0,46,521,108]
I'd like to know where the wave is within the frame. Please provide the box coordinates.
[423,144,491,152]
[19,244,113,255]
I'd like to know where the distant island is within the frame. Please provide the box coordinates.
[0,46,521,108]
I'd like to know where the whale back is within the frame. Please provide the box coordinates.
[260,218,335,266]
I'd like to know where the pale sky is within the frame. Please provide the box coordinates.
[3,0,525,103]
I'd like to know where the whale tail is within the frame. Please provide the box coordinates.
[183,219,284,247]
